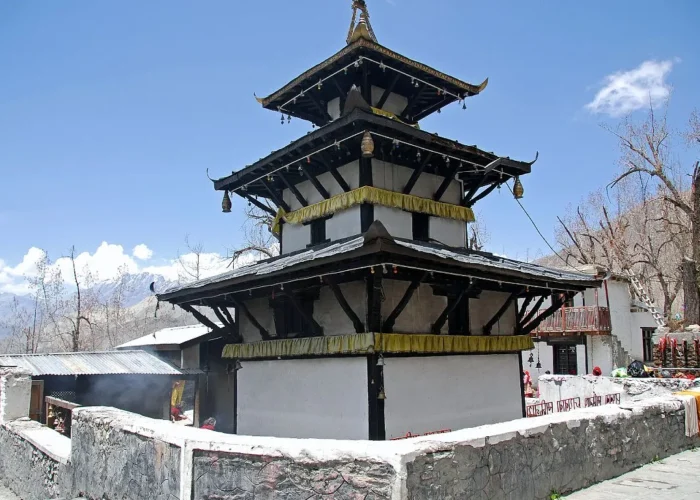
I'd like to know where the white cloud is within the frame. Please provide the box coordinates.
[132,244,154,261]
[585,59,676,117]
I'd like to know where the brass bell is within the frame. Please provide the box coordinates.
[222,190,232,213]
[513,177,524,200]
[377,387,386,400]
[361,131,375,158]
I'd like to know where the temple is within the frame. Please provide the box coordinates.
[157,1,602,440]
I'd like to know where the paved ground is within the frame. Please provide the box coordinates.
[0,483,20,500]
[565,449,700,499]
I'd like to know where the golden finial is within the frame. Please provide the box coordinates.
[347,1,377,44]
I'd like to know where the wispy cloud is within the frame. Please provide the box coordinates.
[585,59,676,117]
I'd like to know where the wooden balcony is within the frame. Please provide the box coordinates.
[532,306,611,337]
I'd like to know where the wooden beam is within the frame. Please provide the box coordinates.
[318,153,351,192]
[402,85,428,122]
[324,277,365,333]
[520,295,547,327]
[299,164,330,200]
[463,158,504,205]
[277,171,308,207]
[179,304,220,332]
[241,193,276,216]
[522,293,572,336]
[261,179,291,212]
[229,296,271,341]
[483,292,518,335]
[518,296,534,320]
[383,273,428,333]
[331,78,347,112]
[211,306,229,328]
[433,161,461,201]
[304,91,332,123]
[466,182,499,207]
[367,273,382,332]
[284,292,323,336]
[431,289,466,334]
[375,73,401,110]
[403,153,433,194]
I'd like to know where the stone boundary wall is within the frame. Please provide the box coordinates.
[0,419,71,499]
[539,374,697,405]
[1,366,699,500]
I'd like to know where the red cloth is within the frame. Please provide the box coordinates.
[592,366,602,376]
[201,424,215,431]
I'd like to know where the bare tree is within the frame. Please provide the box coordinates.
[0,295,42,354]
[62,246,96,352]
[227,203,279,268]
[609,105,698,323]
[467,216,490,251]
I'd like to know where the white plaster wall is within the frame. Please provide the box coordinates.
[382,281,447,333]
[370,85,408,116]
[588,336,614,376]
[281,222,310,254]
[522,341,554,386]
[374,206,412,239]
[181,345,200,370]
[0,369,32,423]
[373,160,461,205]
[383,354,523,439]
[631,311,656,360]
[538,375,632,407]
[470,290,517,335]
[315,282,367,335]
[237,358,368,439]
[576,344,587,374]
[239,298,274,342]
[327,97,341,120]
[606,280,635,356]
[283,162,360,211]
[430,217,466,248]
[327,205,362,241]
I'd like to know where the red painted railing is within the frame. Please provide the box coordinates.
[533,306,612,334]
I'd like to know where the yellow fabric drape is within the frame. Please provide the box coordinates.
[170,380,185,407]
[222,333,533,359]
[271,186,475,234]
[370,107,420,129]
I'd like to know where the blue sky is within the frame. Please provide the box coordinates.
[1,0,698,292]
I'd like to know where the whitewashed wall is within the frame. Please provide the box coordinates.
[237,358,368,439]
[239,298,274,342]
[383,354,522,439]
[588,336,614,376]
[470,290,517,335]
[430,216,466,248]
[373,160,461,204]
[316,282,367,335]
[370,85,408,116]
[374,206,412,239]
[381,282,447,333]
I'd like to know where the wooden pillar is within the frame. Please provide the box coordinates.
[366,355,386,441]
[367,273,382,332]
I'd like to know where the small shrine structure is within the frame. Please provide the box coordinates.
[157,1,601,440]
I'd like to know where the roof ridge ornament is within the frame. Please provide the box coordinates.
[347,1,377,44]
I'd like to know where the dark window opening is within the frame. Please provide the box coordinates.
[553,344,578,375]
[448,296,470,335]
[271,292,318,338]
[309,218,329,247]
[642,328,654,362]
[412,213,429,241]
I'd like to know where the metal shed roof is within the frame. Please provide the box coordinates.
[116,324,220,350]
[0,350,188,376]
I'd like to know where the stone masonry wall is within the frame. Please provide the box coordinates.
[193,450,396,499]
[404,399,699,500]
[0,419,71,499]
[70,409,182,500]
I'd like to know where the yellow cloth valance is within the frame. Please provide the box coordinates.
[271,186,475,234]
[370,107,420,129]
[222,333,533,359]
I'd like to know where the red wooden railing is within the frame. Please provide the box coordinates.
[533,306,611,334]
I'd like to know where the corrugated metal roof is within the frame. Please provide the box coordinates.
[0,350,188,376]
[159,234,597,300]
[116,324,220,349]
[395,240,596,283]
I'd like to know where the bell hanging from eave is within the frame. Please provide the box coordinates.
[513,177,524,199]
[222,190,232,213]
[361,131,375,158]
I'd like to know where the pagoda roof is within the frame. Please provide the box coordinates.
[157,222,601,306]
[213,108,535,199]
[255,37,488,126]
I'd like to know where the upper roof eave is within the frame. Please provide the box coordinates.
[213,108,532,192]
[256,38,488,110]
